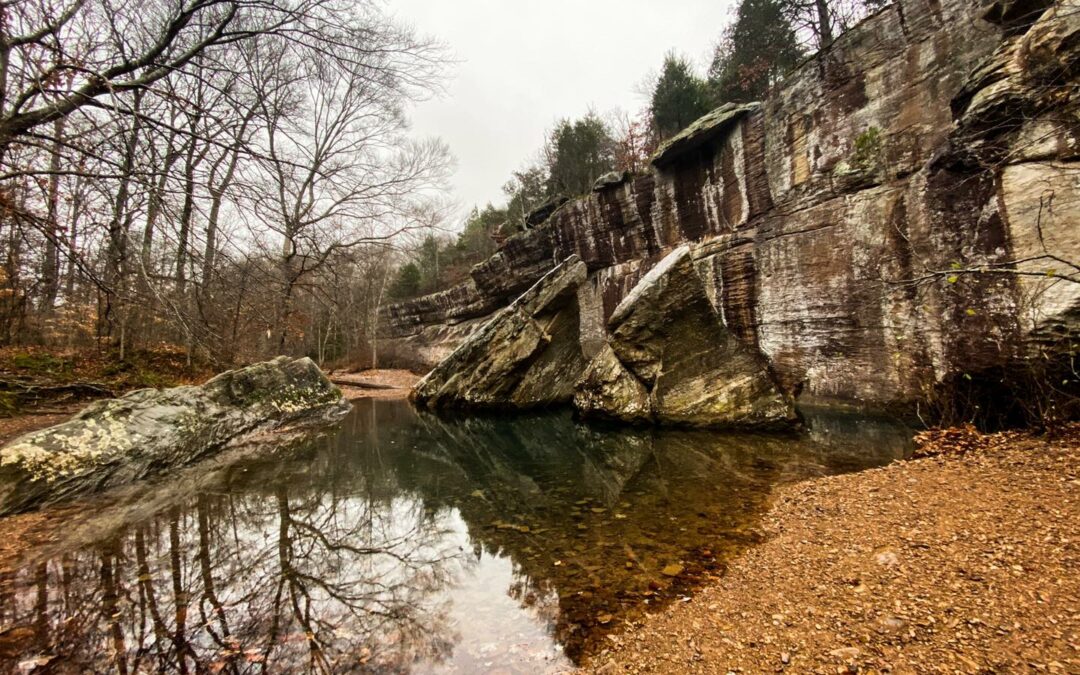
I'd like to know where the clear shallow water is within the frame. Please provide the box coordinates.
[0,400,911,673]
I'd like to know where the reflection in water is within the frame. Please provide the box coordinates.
[0,400,911,673]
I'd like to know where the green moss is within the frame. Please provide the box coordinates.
[11,352,72,375]
[134,368,175,389]
[0,391,19,414]
[853,126,883,170]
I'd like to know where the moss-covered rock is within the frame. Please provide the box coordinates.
[576,246,797,429]
[0,356,348,515]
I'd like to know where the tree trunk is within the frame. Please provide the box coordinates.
[815,0,833,47]
[39,118,64,312]
[142,138,180,272]
[275,228,298,355]
[102,90,143,343]
[175,135,199,298]
[63,178,83,301]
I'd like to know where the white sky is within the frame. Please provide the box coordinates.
[389,0,737,217]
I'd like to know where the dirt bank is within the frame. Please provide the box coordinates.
[329,369,420,399]
[584,427,1079,674]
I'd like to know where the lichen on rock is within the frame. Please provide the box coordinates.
[0,356,348,515]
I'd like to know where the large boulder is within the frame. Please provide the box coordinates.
[525,196,570,228]
[592,170,630,192]
[573,345,653,423]
[0,357,348,515]
[575,246,797,428]
[412,256,590,410]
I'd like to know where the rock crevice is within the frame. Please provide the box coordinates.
[575,247,796,428]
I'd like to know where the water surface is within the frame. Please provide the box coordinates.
[0,400,911,673]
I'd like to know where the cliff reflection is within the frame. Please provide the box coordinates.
[0,400,910,672]
[387,407,910,660]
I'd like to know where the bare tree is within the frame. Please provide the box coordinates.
[0,0,450,366]
[243,38,449,353]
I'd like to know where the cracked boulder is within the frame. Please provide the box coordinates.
[576,246,796,428]
[411,256,590,410]
[0,357,349,515]
[574,345,653,423]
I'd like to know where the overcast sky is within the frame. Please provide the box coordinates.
[389,0,736,217]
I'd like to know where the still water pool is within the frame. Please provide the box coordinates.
[0,399,911,673]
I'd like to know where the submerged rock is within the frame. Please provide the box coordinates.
[411,256,590,410]
[0,357,348,515]
[576,246,796,428]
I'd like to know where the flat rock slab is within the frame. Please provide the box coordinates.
[412,256,590,410]
[0,357,348,515]
[650,103,759,168]
[576,246,796,428]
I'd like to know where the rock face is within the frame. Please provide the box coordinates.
[0,357,348,515]
[411,257,590,410]
[575,247,796,427]
[384,0,1079,414]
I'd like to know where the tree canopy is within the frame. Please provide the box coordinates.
[709,0,804,104]
[545,113,617,197]
[650,53,713,140]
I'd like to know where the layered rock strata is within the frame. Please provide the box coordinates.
[575,247,796,427]
[411,256,590,410]
[385,0,1079,413]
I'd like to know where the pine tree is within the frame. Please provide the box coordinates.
[650,53,712,140]
[389,263,422,300]
[544,113,616,196]
[708,0,803,104]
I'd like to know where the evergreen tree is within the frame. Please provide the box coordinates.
[416,235,444,293]
[709,0,803,104]
[544,113,616,196]
[455,204,505,259]
[502,164,549,232]
[649,53,712,139]
[389,262,422,300]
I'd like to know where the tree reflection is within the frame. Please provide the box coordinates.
[0,468,468,673]
[0,400,911,671]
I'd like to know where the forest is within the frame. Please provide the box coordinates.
[0,0,887,375]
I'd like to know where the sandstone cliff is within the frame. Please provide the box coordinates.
[385,0,1079,414]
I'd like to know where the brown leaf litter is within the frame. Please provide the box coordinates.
[582,425,1079,674]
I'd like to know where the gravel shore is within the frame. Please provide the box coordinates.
[583,426,1079,674]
